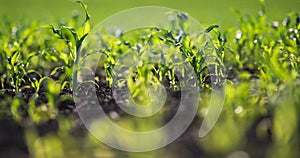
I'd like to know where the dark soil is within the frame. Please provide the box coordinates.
[0,73,274,158]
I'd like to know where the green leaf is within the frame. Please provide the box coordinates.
[27,96,41,123]
[77,1,91,23]
[205,25,219,33]
[45,78,61,96]
[48,25,62,39]
[77,1,91,39]
[61,26,78,42]
[25,51,39,64]
[11,98,22,121]
[8,51,20,66]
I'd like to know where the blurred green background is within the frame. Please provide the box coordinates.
[1,0,299,29]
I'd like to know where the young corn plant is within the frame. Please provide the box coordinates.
[47,1,91,88]
[2,20,39,92]
[31,77,61,123]
[86,12,225,105]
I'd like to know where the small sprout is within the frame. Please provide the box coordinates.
[13,41,18,46]
[72,10,79,19]
[109,111,120,121]
[115,29,122,36]
[205,25,219,33]
[296,14,300,25]
[175,43,182,47]
[253,39,258,44]
[116,41,122,45]
[177,12,188,21]
[282,17,290,27]
[272,21,279,29]
[11,27,18,35]
[136,43,143,52]
[154,27,161,32]
[235,30,243,40]
[234,106,243,114]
